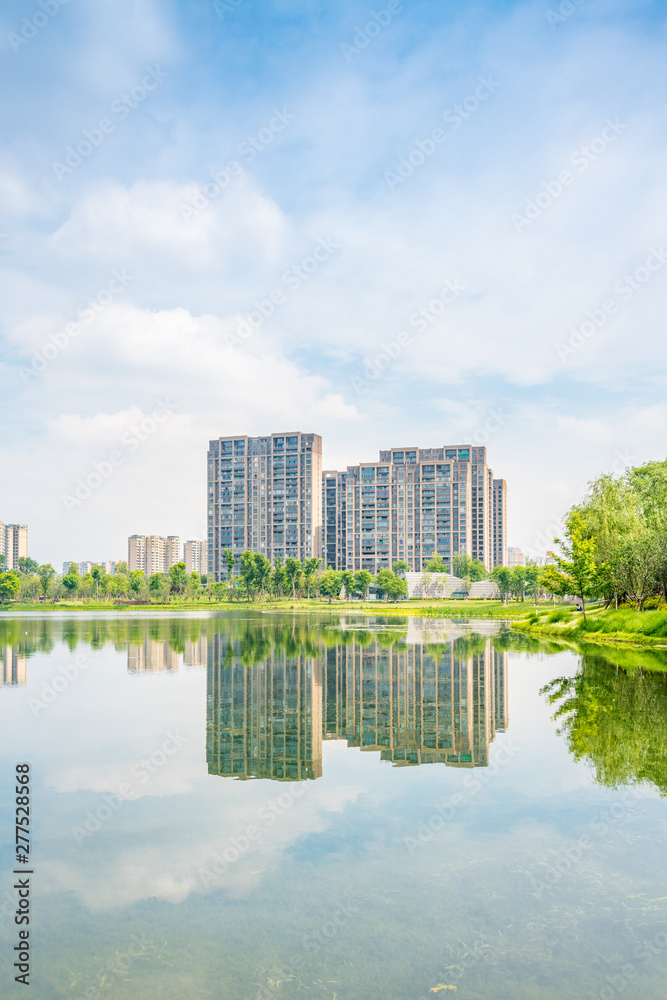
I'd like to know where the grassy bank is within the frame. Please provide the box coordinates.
[0,597,539,618]
[512,604,667,649]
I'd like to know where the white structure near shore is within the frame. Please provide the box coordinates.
[404,572,499,600]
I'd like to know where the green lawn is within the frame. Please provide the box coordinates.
[512,604,667,647]
[1,597,540,618]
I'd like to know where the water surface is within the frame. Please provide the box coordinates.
[1,612,666,999]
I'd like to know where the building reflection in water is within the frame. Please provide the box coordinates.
[0,645,27,687]
[207,633,508,781]
[207,638,323,781]
[128,636,209,672]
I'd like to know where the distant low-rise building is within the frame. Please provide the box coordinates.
[508,546,525,568]
[184,540,207,575]
[63,560,117,576]
[128,535,181,574]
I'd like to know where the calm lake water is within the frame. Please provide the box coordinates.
[1,612,666,1000]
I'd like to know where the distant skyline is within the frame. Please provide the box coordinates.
[1,0,665,567]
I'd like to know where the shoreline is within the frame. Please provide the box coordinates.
[511,606,667,651]
[0,598,528,619]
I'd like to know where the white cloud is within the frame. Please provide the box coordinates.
[557,416,611,443]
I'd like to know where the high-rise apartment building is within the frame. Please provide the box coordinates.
[184,540,207,575]
[207,432,323,581]
[493,480,508,568]
[322,470,348,569]
[0,522,28,571]
[128,535,181,574]
[326,444,504,574]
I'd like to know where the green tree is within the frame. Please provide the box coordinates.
[239,551,257,601]
[615,535,659,612]
[426,555,447,573]
[303,557,322,599]
[149,572,169,602]
[62,565,81,598]
[210,581,227,602]
[354,569,372,600]
[115,561,129,575]
[224,549,235,580]
[490,566,512,604]
[376,569,408,602]
[510,566,526,601]
[129,569,145,595]
[186,571,203,601]
[541,564,569,603]
[319,569,342,603]
[453,554,488,581]
[284,557,302,601]
[18,557,39,574]
[0,571,21,604]
[555,512,604,620]
[341,570,356,600]
[524,563,543,606]
[392,560,409,576]
[253,554,272,600]
[91,564,104,599]
[168,561,189,597]
[271,556,286,598]
[37,564,55,600]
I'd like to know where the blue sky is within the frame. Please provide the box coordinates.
[1,0,666,565]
